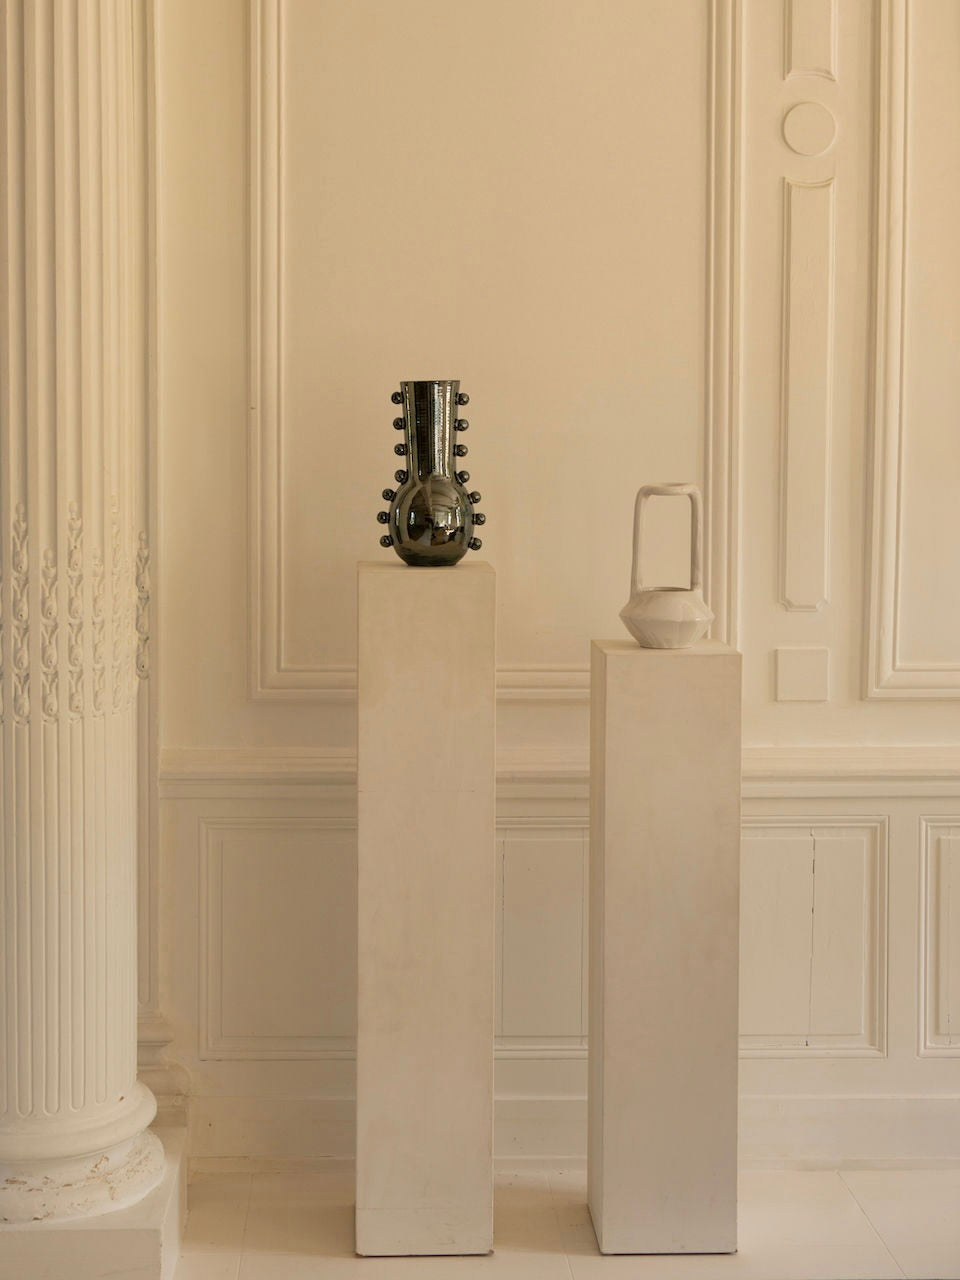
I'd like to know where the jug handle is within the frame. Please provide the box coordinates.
[630,483,704,596]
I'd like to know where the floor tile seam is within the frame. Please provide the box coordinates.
[837,1170,908,1280]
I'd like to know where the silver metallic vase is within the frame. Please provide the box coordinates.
[377,379,485,566]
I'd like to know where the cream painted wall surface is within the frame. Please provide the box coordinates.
[155,0,960,1165]
[160,0,707,759]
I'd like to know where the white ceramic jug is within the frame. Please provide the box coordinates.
[619,482,714,649]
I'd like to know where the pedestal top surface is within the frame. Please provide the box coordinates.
[592,638,739,658]
[359,559,494,576]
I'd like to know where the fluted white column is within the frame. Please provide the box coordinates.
[0,0,162,1223]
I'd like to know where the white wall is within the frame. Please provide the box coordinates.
[151,0,960,1164]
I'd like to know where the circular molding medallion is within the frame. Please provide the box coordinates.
[782,101,837,157]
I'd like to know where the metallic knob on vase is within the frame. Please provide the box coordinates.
[454,443,468,457]
[456,392,469,405]
[391,390,403,404]
[472,512,486,525]
[394,443,407,455]
[382,488,396,501]
[468,491,481,503]
[380,534,394,547]
[468,537,482,550]
[376,511,390,524]
[395,469,408,483]
[456,470,470,484]
[454,419,469,431]
[393,417,405,430]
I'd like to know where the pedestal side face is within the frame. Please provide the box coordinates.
[588,641,741,1254]
[356,562,495,1255]
[587,645,607,1224]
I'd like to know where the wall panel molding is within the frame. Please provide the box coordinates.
[783,0,838,82]
[248,0,743,695]
[705,0,743,648]
[199,816,357,1060]
[866,0,960,698]
[740,817,888,1057]
[176,783,913,1066]
[920,818,960,1056]
[160,743,960,798]
[778,177,834,611]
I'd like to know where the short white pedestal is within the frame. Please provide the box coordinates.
[356,561,495,1256]
[588,639,741,1255]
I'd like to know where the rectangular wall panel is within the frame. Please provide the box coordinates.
[937,839,960,1044]
[501,834,585,1040]
[809,835,869,1037]
[779,178,834,611]
[868,0,960,695]
[922,824,960,1054]
[246,0,716,701]
[740,821,886,1055]
[784,0,837,79]
[199,819,356,1060]
[740,833,815,1036]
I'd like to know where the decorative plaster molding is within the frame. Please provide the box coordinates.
[67,502,84,716]
[783,0,838,82]
[136,531,150,678]
[248,0,743,693]
[10,503,30,723]
[866,0,960,697]
[705,0,743,648]
[919,818,960,1056]
[39,548,58,720]
[740,816,888,1057]
[159,743,960,798]
[778,178,835,612]
[199,817,358,1061]
[1,505,146,725]
[0,0,161,1217]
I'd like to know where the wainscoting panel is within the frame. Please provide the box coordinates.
[921,821,960,1055]
[199,817,356,1060]
[740,820,886,1056]
[157,756,960,1162]
[740,830,816,1037]
[498,829,588,1050]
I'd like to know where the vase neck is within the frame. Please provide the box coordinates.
[401,380,459,480]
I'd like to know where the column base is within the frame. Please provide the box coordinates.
[0,1080,164,1224]
[0,1127,185,1280]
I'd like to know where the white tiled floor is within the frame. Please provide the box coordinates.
[175,1163,960,1280]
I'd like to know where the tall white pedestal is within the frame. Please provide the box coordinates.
[356,561,495,1256]
[588,639,741,1255]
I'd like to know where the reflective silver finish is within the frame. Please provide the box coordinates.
[377,380,483,566]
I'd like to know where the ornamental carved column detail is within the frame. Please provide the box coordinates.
[0,0,161,1225]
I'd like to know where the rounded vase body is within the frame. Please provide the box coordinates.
[383,380,478,566]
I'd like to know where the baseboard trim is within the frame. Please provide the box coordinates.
[739,1093,960,1168]
[185,1093,960,1168]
